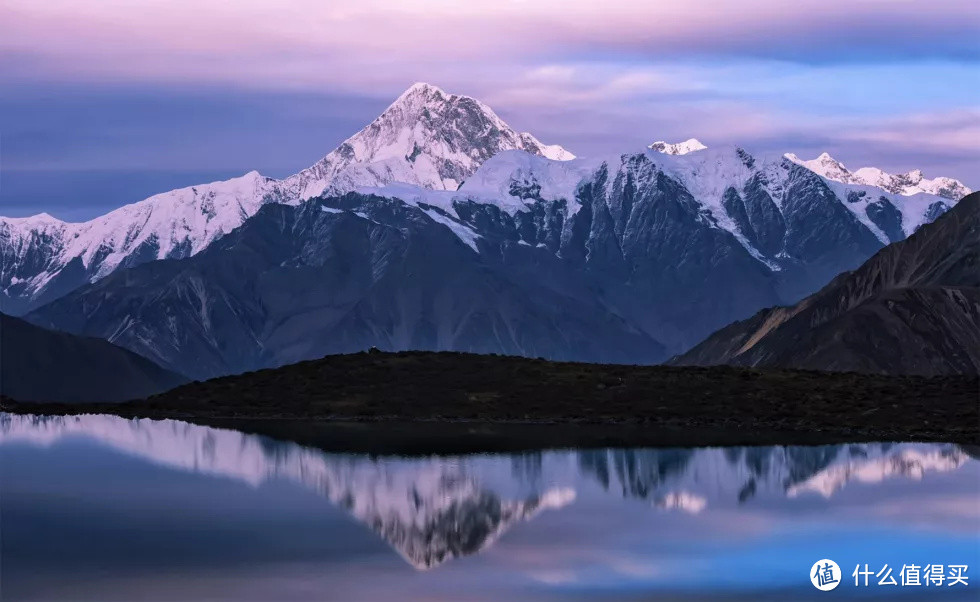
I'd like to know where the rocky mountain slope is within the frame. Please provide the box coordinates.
[25,193,666,379]
[0,313,186,402]
[672,192,979,375]
[0,83,572,315]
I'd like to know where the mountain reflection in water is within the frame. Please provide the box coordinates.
[1,413,978,601]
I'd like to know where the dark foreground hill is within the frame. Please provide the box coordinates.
[0,313,187,402]
[673,192,980,375]
[4,350,977,444]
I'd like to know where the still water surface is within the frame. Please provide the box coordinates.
[1,413,977,601]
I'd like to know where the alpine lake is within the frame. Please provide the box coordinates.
[1,413,977,601]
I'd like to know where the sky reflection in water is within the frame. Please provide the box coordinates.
[1,413,977,601]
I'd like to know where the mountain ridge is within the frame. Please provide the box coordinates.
[671,192,980,375]
[0,312,186,402]
[785,152,970,200]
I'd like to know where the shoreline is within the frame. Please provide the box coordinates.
[3,405,977,454]
[4,351,978,452]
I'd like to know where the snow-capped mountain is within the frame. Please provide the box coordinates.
[24,144,967,377]
[282,82,574,198]
[0,171,283,314]
[0,83,572,315]
[648,138,707,155]
[785,152,971,200]
[3,84,974,373]
[2,414,971,568]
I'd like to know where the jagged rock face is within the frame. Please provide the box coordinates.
[865,197,905,243]
[724,175,785,256]
[672,193,980,375]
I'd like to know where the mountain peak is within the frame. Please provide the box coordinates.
[649,138,707,155]
[395,82,450,105]
[902,169,925,182]
[787,152,971,200]
[402,81,446,95]
[785,151,852,183]
[1,211,66,228]
[289,84,574,195]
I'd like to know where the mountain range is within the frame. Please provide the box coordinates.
[0,83,572,316]
[2,83,974,381]
[786,152,970,200]
[672,192,979,375]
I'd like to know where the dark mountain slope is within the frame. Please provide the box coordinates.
[26,195,665,379]
[672,192,980,375]
[0,313,186,402]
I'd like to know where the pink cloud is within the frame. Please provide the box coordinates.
[2,0,977,92]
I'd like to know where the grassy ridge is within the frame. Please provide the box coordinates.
[4,350,977,445]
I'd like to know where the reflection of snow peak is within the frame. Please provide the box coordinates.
[655,491,707,514]
[786,448,968,499]
[1,414,974,568]
[0,414,572,570]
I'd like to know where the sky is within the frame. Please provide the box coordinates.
[1,0,978,220]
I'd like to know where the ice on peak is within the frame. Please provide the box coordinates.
[788,152,972,200]
[649,138,708,155]
[402,81,446,97]
[25,211,61,222]
[0,212,68,234]
[786,151,853,183]
[785,151,970,200]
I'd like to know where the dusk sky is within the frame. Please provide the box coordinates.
[2,0,978,220]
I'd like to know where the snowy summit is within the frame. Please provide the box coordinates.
[785,152,971,200]
[648,138,708,155]
[285,82,575,197]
